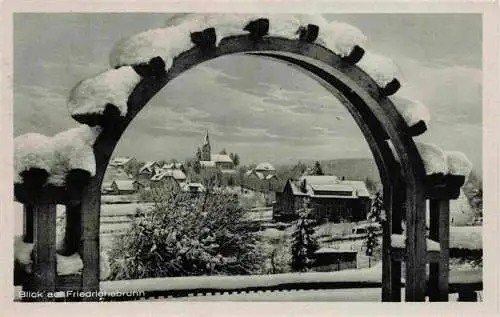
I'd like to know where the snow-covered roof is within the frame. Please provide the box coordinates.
[200,161,216,168]
[211,154,233,163]
[14,125,102,186]
[112,180,136,191]
[162,162,183,170]
[150,169,186,181]
[315,247,357,254]
[255,162,276,172]
[109,157,134,167]
[181,182,206,192]
[139,161,157,173]
[109,14,367,72]
[221,169,237,174]
[341,180,370,197]
[286,176,369,200]
[68,66,141,117]
[300,175,339,185]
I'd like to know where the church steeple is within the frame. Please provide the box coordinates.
[201,129,211,161]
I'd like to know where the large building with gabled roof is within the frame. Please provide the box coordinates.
[274,175,370,223]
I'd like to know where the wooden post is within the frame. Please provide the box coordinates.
[428,199,449,301]
[30,204,57,302]
[382,185,394,301]
[405,186,427,302]
[62,204,82,255]
[391,185,404,302]
[79,181,101,301]
[23,204,34,243]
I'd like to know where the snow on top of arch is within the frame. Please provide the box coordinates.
[48,125,102,185]
[14,133,52,183]
[14,125,102,186]
[109,14,367,69]
[446,151,473,180]
[357,51,401,88]
[390,96,431,127]
[415,142,448,175]
[68,66,141,117]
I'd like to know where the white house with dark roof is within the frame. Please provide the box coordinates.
[274,175,370,223]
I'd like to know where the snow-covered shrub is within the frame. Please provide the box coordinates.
[108,185,265,280]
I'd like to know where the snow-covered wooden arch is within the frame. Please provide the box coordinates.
[13,14,473,302]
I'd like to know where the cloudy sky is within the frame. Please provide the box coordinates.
[13,13,482,172]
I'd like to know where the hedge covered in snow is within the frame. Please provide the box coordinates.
[14,125,102,186]
[68,66,142,118]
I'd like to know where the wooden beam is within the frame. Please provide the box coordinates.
[190,27,217,53]
[30,204,57,302]
[380,78,401,96]
[428,199,449,301]
[61,204,82,256]
[297,24,319,43]
[23,204,34,243]
[79,181,101,301]
[342,45,365,65]
[243,18,269,41]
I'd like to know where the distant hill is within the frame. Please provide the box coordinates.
[318,158,381,183]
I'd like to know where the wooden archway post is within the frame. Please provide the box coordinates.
[75,34,427,301]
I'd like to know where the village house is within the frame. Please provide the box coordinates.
[150,169,187,190]
[105,180,143,195]
[312,248,358,272]
[108,157,137,170]
[273,175,370,223]
[245,162,281,193]
[181,182,206,195]
[137,161,159,181]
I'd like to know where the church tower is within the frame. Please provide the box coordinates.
[201,130,211,161]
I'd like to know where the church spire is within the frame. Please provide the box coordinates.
[203,129,210,146]
[201,129,211,161]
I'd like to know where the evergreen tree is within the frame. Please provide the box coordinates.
[196,147,202,161]
[229,153,240,166]
[310,161,324,176]
[193,159,201,174]
[364,192,385,267]
[291,200,319,272]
